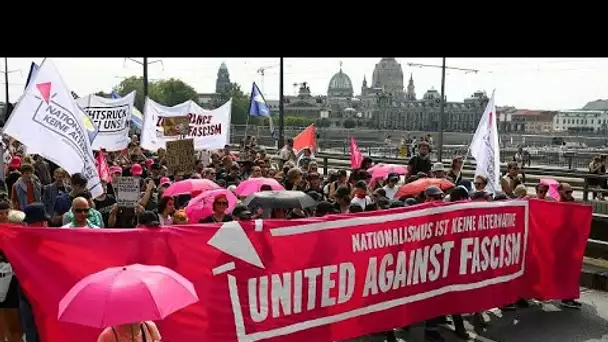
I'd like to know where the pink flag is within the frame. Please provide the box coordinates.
[96,150,111,183]
[350,137,363,169]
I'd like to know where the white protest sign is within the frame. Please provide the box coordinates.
[3,59,102,198]
[116,177,140,208]
[140,97,232,151]
[77,91,135,151]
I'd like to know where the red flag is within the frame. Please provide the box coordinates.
[293,124,316,153]
[96,150,111,183]
[350,137,363,169]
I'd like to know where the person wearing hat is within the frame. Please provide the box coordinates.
[231,204,253,221]
[350,180,372,211]
[382,173,401,199]
[431,162,446,179]
[424,185,444,202]
[23,202,50,227]
[105,166,123,198]
[376,197,391,210]
[5,156,22,195]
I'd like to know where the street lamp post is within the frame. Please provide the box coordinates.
[124,57,163,99]
[278,57,285,149]
[438,57,446,161]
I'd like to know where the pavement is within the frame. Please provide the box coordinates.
[344,288,608,342]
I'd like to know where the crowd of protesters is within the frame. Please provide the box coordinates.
[0,133,584,342]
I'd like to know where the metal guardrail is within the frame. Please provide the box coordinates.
[311,152,608,202]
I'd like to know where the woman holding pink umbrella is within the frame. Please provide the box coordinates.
[58,264,199,342]
[97,321,161,341]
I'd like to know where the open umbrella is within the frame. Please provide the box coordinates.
[235,177,285,197]
[163,179,220,197]
[368,164,408,184]
[540,178,560,201]
[367,163,407,174]
[395,178,455,198]
[186,189,237,223]
[58,264,198,328]
[243,190,316,210]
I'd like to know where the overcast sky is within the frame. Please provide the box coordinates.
[2,58,606,110]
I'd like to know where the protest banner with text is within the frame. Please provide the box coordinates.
[140,97,231,150]
[0,199,591,342]
[2,59,103,198]
[76,91,135,151]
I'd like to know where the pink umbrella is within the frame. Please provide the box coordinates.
[163,179,220,197]
[186,189,237,223]
[368,164,408,184]
[235,177,285,197]
[540,178,560,201]
[58,264,198,328]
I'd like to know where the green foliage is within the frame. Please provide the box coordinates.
[212,83,249,125]
[152,78,198,106]
[113,76,146,110]
[284,116,316,128]
[315,117,331,128]
[112,77,250,125]
[343,118,356,129]
[113,76,197,111]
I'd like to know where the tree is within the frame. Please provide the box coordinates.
[113,76,146,110]
[152,78,198,107]
[213,82,249,125]
[113,76,198,110]
[315,118,331,128]
[285,116,316,127]
[343,119,356,129]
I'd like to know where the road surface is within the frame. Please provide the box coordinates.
[346,287,608,341]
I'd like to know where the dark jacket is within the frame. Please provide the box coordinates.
[42,183,71,216]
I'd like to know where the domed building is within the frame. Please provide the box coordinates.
[357,58,489,131]
[371,58,404,97]
[327,67,354,98]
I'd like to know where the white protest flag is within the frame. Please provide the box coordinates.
[469,91,501,193]
[76,91,135,151]
[3,59,103,198]
[140,97,232,151]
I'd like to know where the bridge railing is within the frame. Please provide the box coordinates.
[314,152,608,198]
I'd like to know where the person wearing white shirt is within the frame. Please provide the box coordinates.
[350,180,372,211]
[382,173,400,199]
[60,197,99,228]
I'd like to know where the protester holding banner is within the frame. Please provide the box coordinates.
[0,62,593,342]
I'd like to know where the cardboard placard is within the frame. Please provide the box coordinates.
[116,176,140,208]
[166,139,195,174]
[162,116,189,137]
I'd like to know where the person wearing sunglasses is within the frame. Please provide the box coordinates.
[535,183,554,201]
[199,194,232,223]
[61,197,100,228]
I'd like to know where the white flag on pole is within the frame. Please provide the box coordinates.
[470,91,501,194]
[3,59,103,198]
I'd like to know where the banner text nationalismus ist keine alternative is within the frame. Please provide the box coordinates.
[244,210,521,323]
